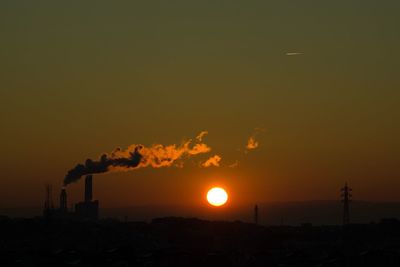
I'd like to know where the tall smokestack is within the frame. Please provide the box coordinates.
[85,175,93,202]
[43,184,54,213]
[60,188,67,211]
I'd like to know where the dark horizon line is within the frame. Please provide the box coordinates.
[3,199,400,210]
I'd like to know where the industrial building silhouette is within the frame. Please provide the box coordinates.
[43,175,98,220]
[75,175,99,220]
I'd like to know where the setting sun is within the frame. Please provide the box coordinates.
[206,187,228,207]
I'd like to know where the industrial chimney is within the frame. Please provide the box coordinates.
[75,175,99,220]
[85,175,93,202]
[60,188,67,212]
[43,184,54,218]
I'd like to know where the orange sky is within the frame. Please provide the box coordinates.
[0,1,400,209]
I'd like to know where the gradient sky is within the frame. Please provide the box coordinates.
[0,1,399,209]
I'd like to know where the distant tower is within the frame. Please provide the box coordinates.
[44,184,54,210]
[341,182,352,225]
[43,184,54,217]
[85,175,93,202]
[60,187,67,212]
[75,175,99,220]
[254,204,259,225]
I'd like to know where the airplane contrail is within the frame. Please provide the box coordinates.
[286,52,304,56]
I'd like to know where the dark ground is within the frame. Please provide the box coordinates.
[1,216,400,267]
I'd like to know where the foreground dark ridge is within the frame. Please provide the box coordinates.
[1,216,400,266]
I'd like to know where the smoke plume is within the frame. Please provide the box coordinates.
[228,161,239,168]
[64,136,211,186]
[196,131,208,142]
[202,155,221,167]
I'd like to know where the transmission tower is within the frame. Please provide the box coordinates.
[341,182,352,225]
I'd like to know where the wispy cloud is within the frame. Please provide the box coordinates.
[202,155,221,168]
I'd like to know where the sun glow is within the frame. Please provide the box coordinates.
[207,187,228,207]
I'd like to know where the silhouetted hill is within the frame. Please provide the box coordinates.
[101,201,400,225]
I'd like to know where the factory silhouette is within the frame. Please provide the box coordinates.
[43,175,99,220]
[42,178,354,227]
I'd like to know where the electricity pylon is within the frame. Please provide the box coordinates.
[341,182,352,225]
